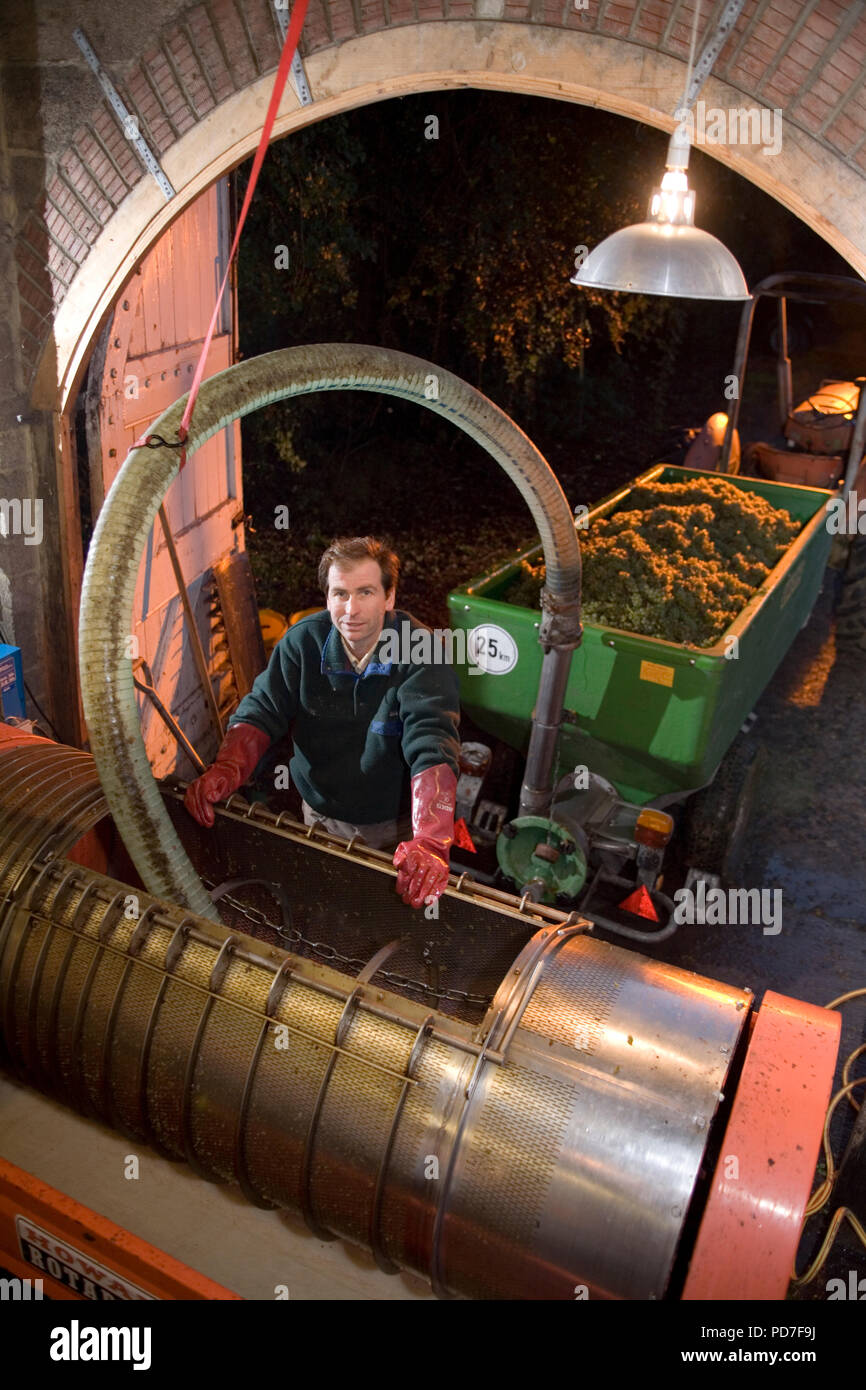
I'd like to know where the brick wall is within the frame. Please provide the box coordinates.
[6,0,866,389]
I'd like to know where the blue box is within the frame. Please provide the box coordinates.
[0,645,26,719]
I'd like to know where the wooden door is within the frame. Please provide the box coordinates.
[84,179,248,778]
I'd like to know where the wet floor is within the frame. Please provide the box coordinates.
[637,568,866,1297]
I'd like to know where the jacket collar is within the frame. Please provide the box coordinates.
[320,613,397,677]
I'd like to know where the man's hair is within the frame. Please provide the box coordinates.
[318,537,400,596]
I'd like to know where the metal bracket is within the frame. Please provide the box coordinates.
[73,29,176,201]
[272,2,314,106]
[681,1,747,115]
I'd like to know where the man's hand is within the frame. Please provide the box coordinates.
[393,763,457,908]
[184,723,272,828]
[393,842,449,910]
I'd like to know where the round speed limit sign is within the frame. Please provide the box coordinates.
[467,624,519,675]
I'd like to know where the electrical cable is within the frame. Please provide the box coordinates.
[791,987,866,1286]
[792,1205,866,1290]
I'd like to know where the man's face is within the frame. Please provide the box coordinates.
[326,559,395,656]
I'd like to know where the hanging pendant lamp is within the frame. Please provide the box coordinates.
[572,0,750,302]
[571,135,750,301]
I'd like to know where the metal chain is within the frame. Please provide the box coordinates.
[203,880,493,1009]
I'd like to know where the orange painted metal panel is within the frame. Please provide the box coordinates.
[0,1157,241,1301]
[682,990,841,1300]
[0,724,55,750]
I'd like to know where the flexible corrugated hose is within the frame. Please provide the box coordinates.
[78,344,582,919]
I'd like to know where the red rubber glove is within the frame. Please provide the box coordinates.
[393,763,457,909]
[184,722,272,828]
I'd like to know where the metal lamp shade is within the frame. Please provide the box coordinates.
[572,222,750,301]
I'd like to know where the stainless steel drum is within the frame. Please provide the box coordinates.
[0,730,750,1300]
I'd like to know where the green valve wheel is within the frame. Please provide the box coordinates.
[496,816,588,904]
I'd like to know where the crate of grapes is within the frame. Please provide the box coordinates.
[447,465,835,805]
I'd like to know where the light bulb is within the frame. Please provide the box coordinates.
[649,169,695,226]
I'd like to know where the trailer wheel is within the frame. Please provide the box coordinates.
[834,533,866,644]
[682,736,766,884]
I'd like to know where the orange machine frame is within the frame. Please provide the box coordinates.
[0,1157,240,1301]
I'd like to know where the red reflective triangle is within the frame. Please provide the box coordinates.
[618,884,659,921]
[453,817,477,853]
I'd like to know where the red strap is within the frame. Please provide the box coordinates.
[133,1,310,465]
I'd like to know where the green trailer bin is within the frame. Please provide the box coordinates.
[447,464,835,806]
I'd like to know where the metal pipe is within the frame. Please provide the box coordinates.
[157,504,224,739]
[777,297,793,428]
[720,293,757,472]
[842,376,866,498]
[132,659,207,775]
[518,646,575,816]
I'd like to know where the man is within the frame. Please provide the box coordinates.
[184,537,460,909]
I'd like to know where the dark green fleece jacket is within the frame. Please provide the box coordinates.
[228,610,460,823]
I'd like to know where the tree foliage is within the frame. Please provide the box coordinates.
[235,94,686,621]
[232,92,860,624]
[238,94,680,417]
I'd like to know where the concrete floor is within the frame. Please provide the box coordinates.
[0,1074,431,1301]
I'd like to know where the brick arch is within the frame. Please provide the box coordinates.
[21,1,866,409]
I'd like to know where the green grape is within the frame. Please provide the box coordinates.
[503,477,800,647]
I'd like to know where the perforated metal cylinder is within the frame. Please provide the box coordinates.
[0,876,750,1297]
[0,730,751,1299]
